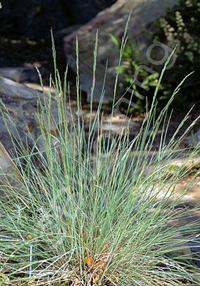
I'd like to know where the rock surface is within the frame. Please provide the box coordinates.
[0,67,40,83]
[0,76,77,158]
[187,129,200,148]
[64,0,178,103]
[188,237,200,268]
[0,142,25,196]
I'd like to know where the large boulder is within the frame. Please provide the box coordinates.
[0,67,40,83]
[0,142,25,196]
[0,76,77,158]
[64,0,178,103]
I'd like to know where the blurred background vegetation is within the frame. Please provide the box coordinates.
[112,0,200,115]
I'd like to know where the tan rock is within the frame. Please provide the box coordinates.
[0,142,25,196]
[0,76,77,158]
[0,67,39,83]
[64,0,178,102]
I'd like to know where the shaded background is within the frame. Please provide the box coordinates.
[0,0,116,99]
[0,0,116,39]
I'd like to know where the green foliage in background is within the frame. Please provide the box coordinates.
[111,0,200,115]
[153,0,200,110]
[110,34,161,115]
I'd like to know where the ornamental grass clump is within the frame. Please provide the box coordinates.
[0,28,200,285]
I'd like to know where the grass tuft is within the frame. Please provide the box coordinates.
[0,29,200,285]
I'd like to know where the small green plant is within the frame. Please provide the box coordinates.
[110,34,160,115]
[0,24,200,285]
